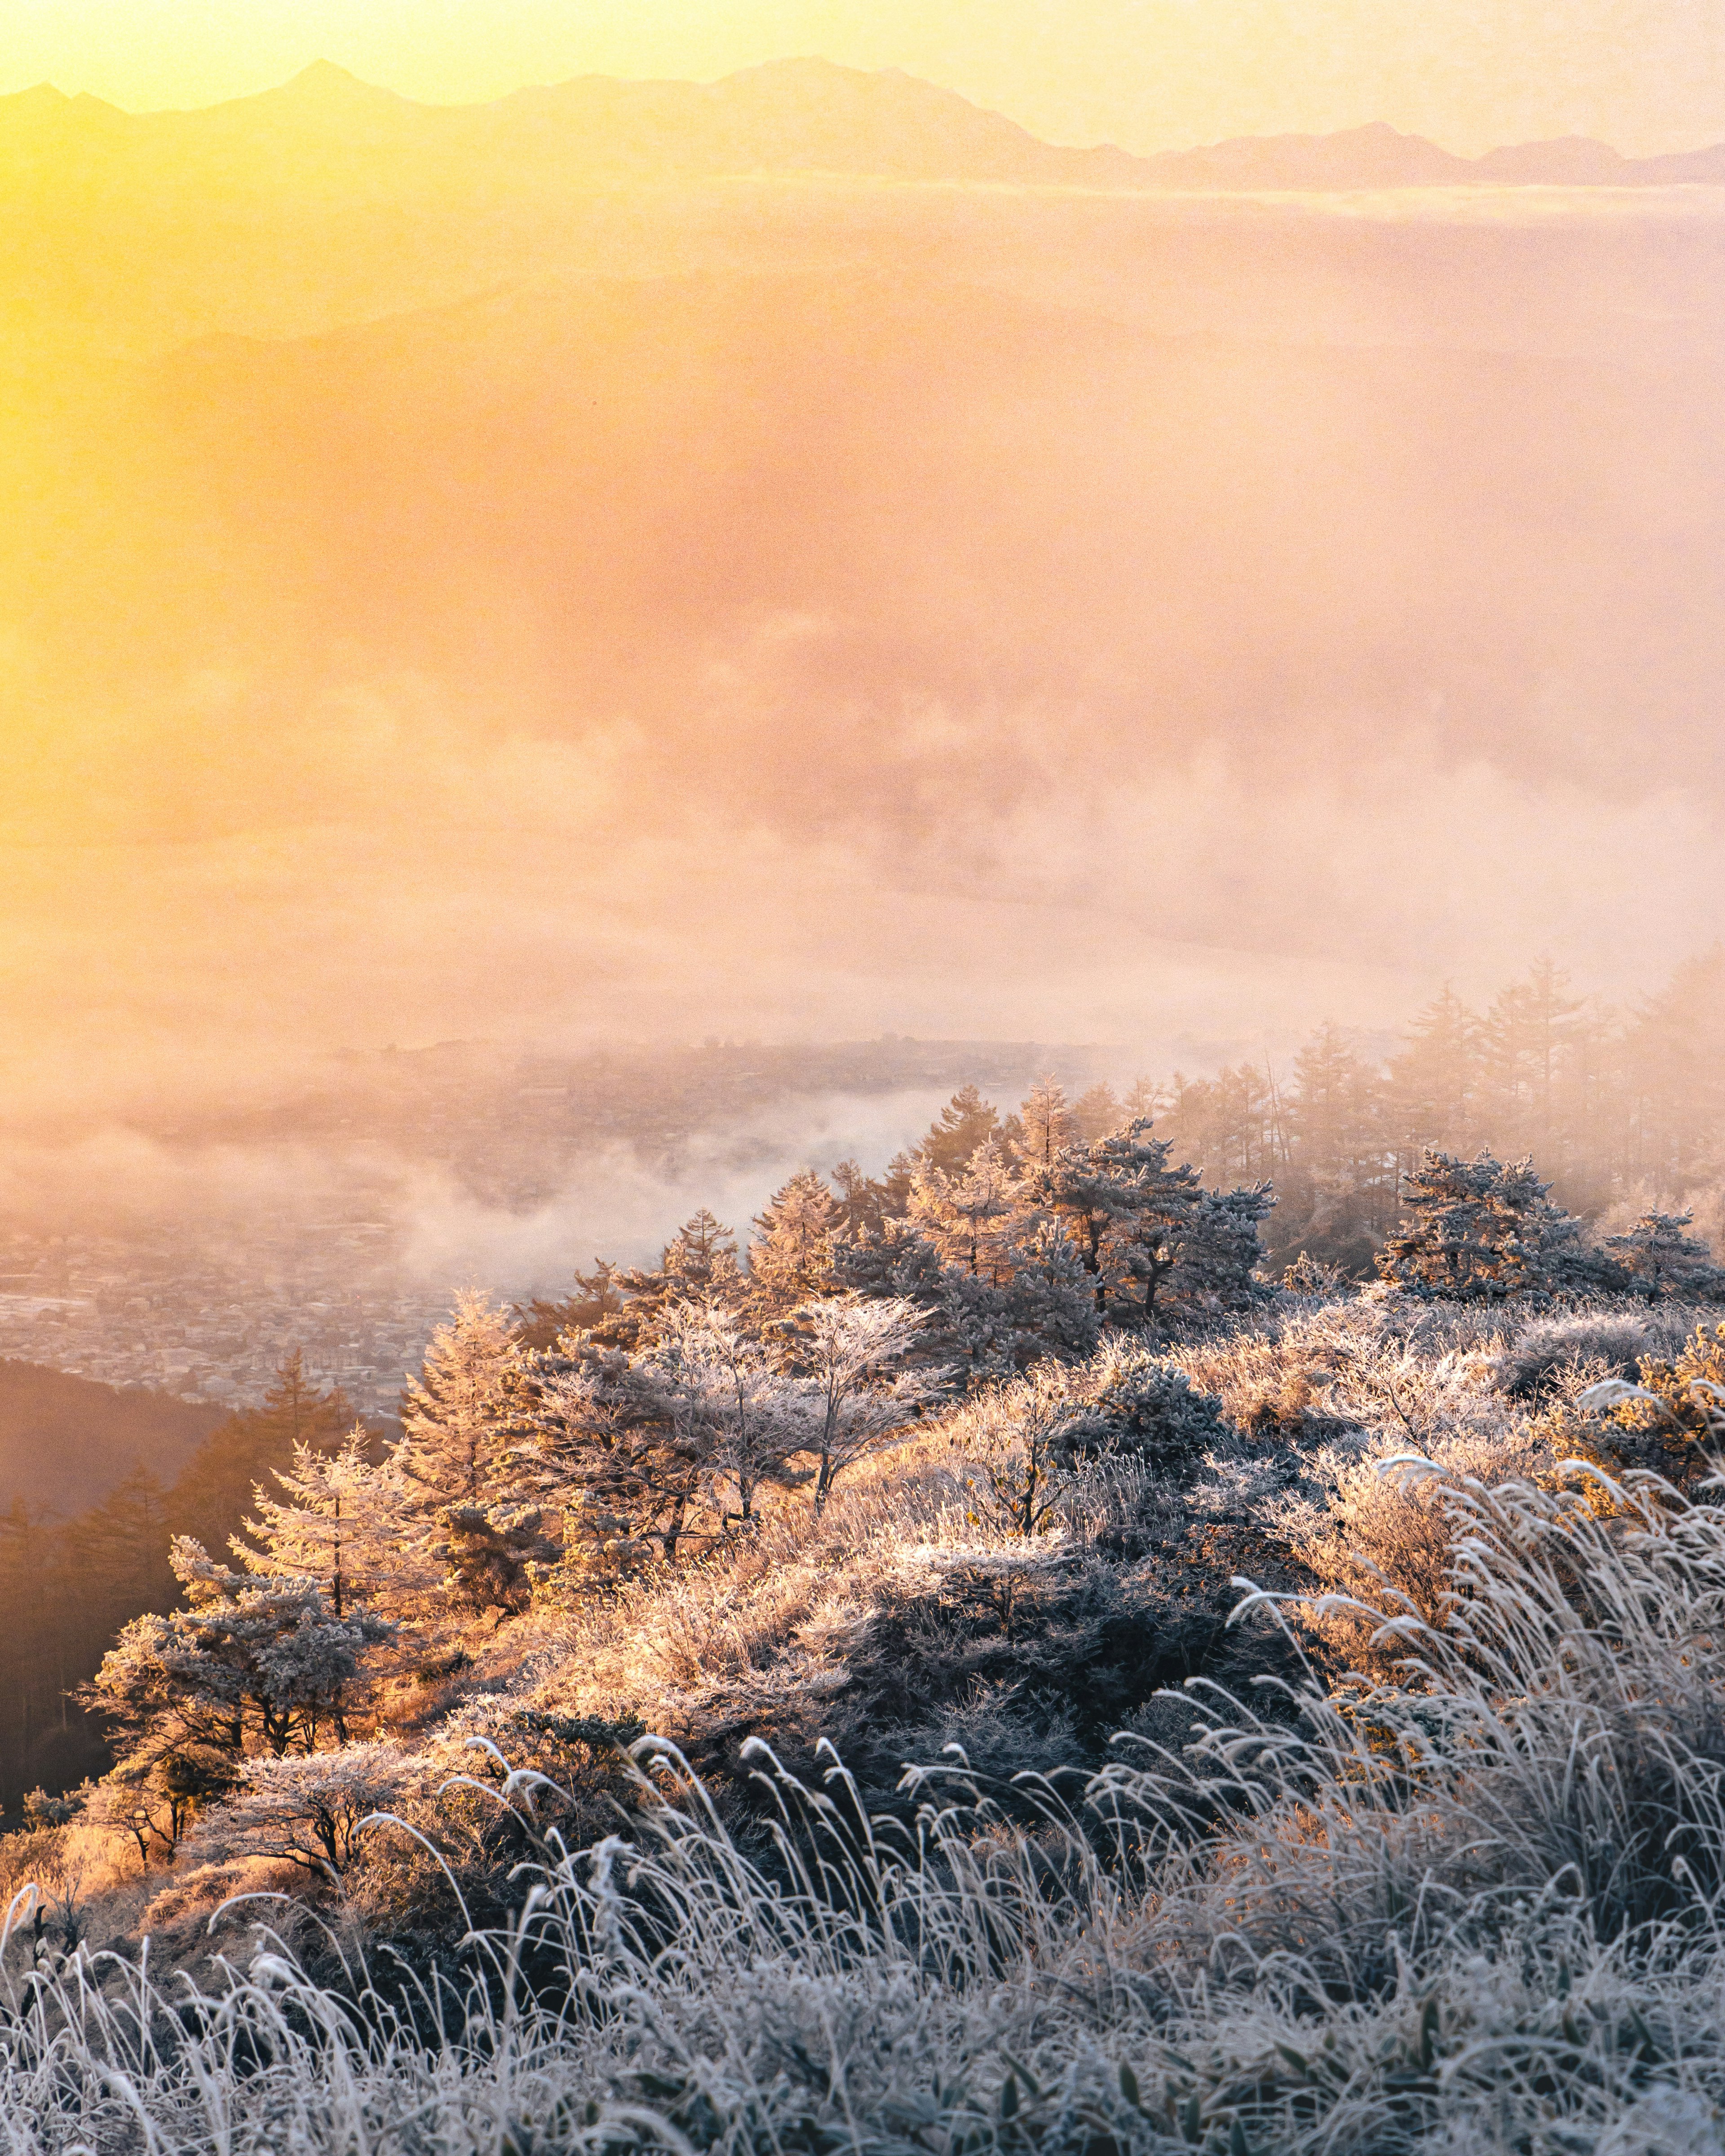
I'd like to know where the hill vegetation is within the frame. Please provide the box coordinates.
[3,1008,1725,2148]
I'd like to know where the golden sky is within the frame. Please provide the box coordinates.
[3,0,1722,155]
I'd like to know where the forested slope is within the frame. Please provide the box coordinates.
[0,1360,217,1516]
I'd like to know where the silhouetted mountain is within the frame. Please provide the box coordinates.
[0,1362,220,1519]
[2,57,1721,198]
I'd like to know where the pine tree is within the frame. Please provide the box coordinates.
[1162,1185,1276,1315]
[1479,959,1588,1167]
[391,1291,543,1616]
[396,1291,529,1516]
[909,1138,1018,1279]
[1014,1074,1075,1175]
[1277,1023,1394,1273]
[1377,1149,1622,1302]
[233,1430,408,1619]
[535,1307,814,1561]
[1387,987,1481,1170]
[1028,1119,1207,1321]
[1603,1211,1725,1301]
[165,1352,359,1567]
[1070,1083,1123,1143]
[749,1171,841,1311]
[831,1159,889,1239]
[83,1537,392,1771]
[913,1086,1001,1175]
[515,1260,627,1350]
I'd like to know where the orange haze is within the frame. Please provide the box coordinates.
[0,57,1721,1115]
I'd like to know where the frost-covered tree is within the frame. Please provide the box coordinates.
[1161,1184,1276,1315]
[390,1292,550,1615]
[1014,1074,1075,1175]
[83,1537,392,1769]
[584,1210,748,1351]
[188,1742,420,1885]
[534,1303,815,1561]
[1025,1119,1201,1318]
[749,1171,843,1311]
[909,1138,1018,1279]
[1377,1149,1621,1301]
[1603,1211,1725,1302]
[831,1158,889,1239]
[398,1291,531,1515]
[233,1429,405,1618]
[999,1217,1103,1362]
[783,1295,942,1512]
[515,1260,627,1350]
[649,1303,814,1525]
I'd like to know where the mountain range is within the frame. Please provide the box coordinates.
[3,56,1723,198]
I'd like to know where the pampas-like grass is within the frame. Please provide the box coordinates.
[10,1453,1725,2150]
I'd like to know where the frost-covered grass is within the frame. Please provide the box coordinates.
[12,1296,1725,2152]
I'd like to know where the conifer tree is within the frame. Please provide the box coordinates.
[1026,1119,1199,1319]
[1070,1082,1123,1143]
[749,1171,841,1311]
[396,1290,529,1516]
[535,1305,814,1561]
[909,1138,1018,1278]
[1603,1211,1725,1301]
[394,1291,542,1615]
[1386,988,1481,1171]
[604,1210,746,1345]
[914,1086,1001,1175]
[515,1260,627,1350]
[233,1430,406,1618]
[831,1158,889,1239]
[1015,1074,1074,1174]
[166,1352,359,1568]
[83,1537,391,1769]
[1377,1149,1622,1301]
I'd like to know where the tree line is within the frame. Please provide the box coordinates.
[1114,951,1725,1275]
[10,947,1722,1830]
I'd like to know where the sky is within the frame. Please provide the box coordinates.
[4,0,1725,155]
[3,0,1723,1112]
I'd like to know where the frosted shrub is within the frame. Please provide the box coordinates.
[186,1741,425,1884]
[1486,1310,1653,1397]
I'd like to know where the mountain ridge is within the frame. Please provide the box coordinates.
[3,56,1722,193]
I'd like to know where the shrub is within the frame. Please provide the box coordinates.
[1046,1337,1229,1471]
[185,1741,425,1885]
[1487,1310,1653,1397]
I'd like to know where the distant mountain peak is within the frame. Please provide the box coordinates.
[289,58,364,89]
[1,82,70,110]
[276,58,408,105]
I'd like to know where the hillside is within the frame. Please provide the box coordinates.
[9,1268,1725,2152]
[0,1360,219,1517]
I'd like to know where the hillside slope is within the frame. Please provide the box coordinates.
[0,1361,219,1518]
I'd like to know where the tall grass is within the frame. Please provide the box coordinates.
[11,1453,1725,2151]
